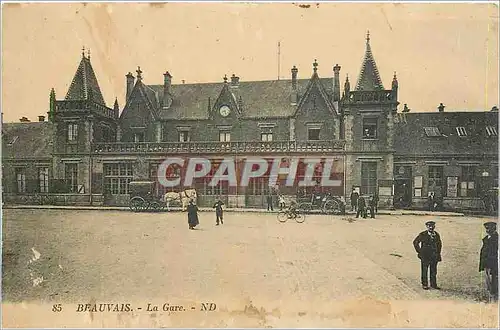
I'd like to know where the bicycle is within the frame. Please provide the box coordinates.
[277,205,305,223]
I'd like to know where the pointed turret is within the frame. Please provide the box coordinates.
[113,98,120,118]
[344,74,350,96]
[65,49,106,105]
[355,31,384,91]
[392,71,398,100]
[48,88,56,122]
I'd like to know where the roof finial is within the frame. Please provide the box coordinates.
[313,59,318,73]
[82,46,85,58]
[87,48,91,60]
[223,74,228,83]
[136,66,143,80]
[366,30,370,43]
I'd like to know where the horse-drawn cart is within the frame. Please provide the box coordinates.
[296,192,345,215]
[128,181,164,212]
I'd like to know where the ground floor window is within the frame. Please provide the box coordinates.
[38,167,49,193]
[460,166,477,197]
[428,166,443,195]
[361,162,377,195]
[15,168,26,193]
[65,163,78,193]
[104,163,133,194]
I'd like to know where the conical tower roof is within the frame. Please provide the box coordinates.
[65,49,106,105]
[355,32,384,91]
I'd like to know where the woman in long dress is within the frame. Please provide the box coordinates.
[187,200,199,230]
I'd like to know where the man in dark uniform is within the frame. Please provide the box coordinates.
[350,188,359,212]
[356,196,367,218]
[479,221,498,301]
[413,221,442,290]
[213,199,224,226]
[368,196,376,219]
[187,199,199,230]
[266,189,274,211]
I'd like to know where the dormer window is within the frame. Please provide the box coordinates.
[67,123,78,142]
[178,131,190,142]
[219,131,231,142]
[134,132,144,143]
[456,127,467,137]
[362,118,378,139]
[261,132,273,142]
[486,126,497,137]
[424,127,442,137]
[7,136,18,146]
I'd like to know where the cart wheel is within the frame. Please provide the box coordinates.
[129,197,145,212]
[323,199,342,215]
[277,211,288,223]
[298,202,312,214]
[150,201,161,212]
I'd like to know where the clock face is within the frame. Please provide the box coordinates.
[219,105,231,117]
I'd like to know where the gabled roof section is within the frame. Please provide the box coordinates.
[2,122,54,159]
[355,32,384,91]
[65,53,106,106]
[148,77,332,120]
[295,60,338,116]
[120,76,161,121]
[394,111,498,156]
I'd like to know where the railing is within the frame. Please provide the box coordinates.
[55,100,116,119]
[92,140,346,154]
[346,90,396,104]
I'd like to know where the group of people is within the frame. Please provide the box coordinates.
[350,188,378,219]
[186,198,225,230]
[412,220,498,302]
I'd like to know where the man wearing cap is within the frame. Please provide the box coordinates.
[479,221,498,301]
[413,221,442,290]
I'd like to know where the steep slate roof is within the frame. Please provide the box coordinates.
[394,111,498,156]
[147,77,335,120]
[2,122,55,159]
[65,55,106,106]
[355,33,385,91]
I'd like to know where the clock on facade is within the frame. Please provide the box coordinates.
[219,105,231,117]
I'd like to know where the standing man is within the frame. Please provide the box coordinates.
[187,199,199,230]
[350,188,359,212]
[213,199,225,226]
[413,221,442,290]
[479,221,498,302]
[428,192,436,211]
[356,195,367,219]
[373,192,379,213]
[368,196,376,219]
[266,189,274,211]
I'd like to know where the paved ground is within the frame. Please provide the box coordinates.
[2,209,498,328]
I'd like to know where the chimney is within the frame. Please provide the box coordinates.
[333,64,341,102]
[438,103,445,112]
[163,71,173,109]
[38,115,45,122]
[126,72,135,101]
[291,65,298,105]
[230,74,240,88]
[19,117,30,122]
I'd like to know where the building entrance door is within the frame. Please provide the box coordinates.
[393,166,412,209]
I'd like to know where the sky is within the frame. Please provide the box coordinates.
[1,2,499,123]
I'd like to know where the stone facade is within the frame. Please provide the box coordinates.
[2,35,498,212]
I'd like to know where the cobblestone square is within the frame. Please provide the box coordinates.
[1,209,498,327]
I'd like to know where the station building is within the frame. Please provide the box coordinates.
[2,34,498,211]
